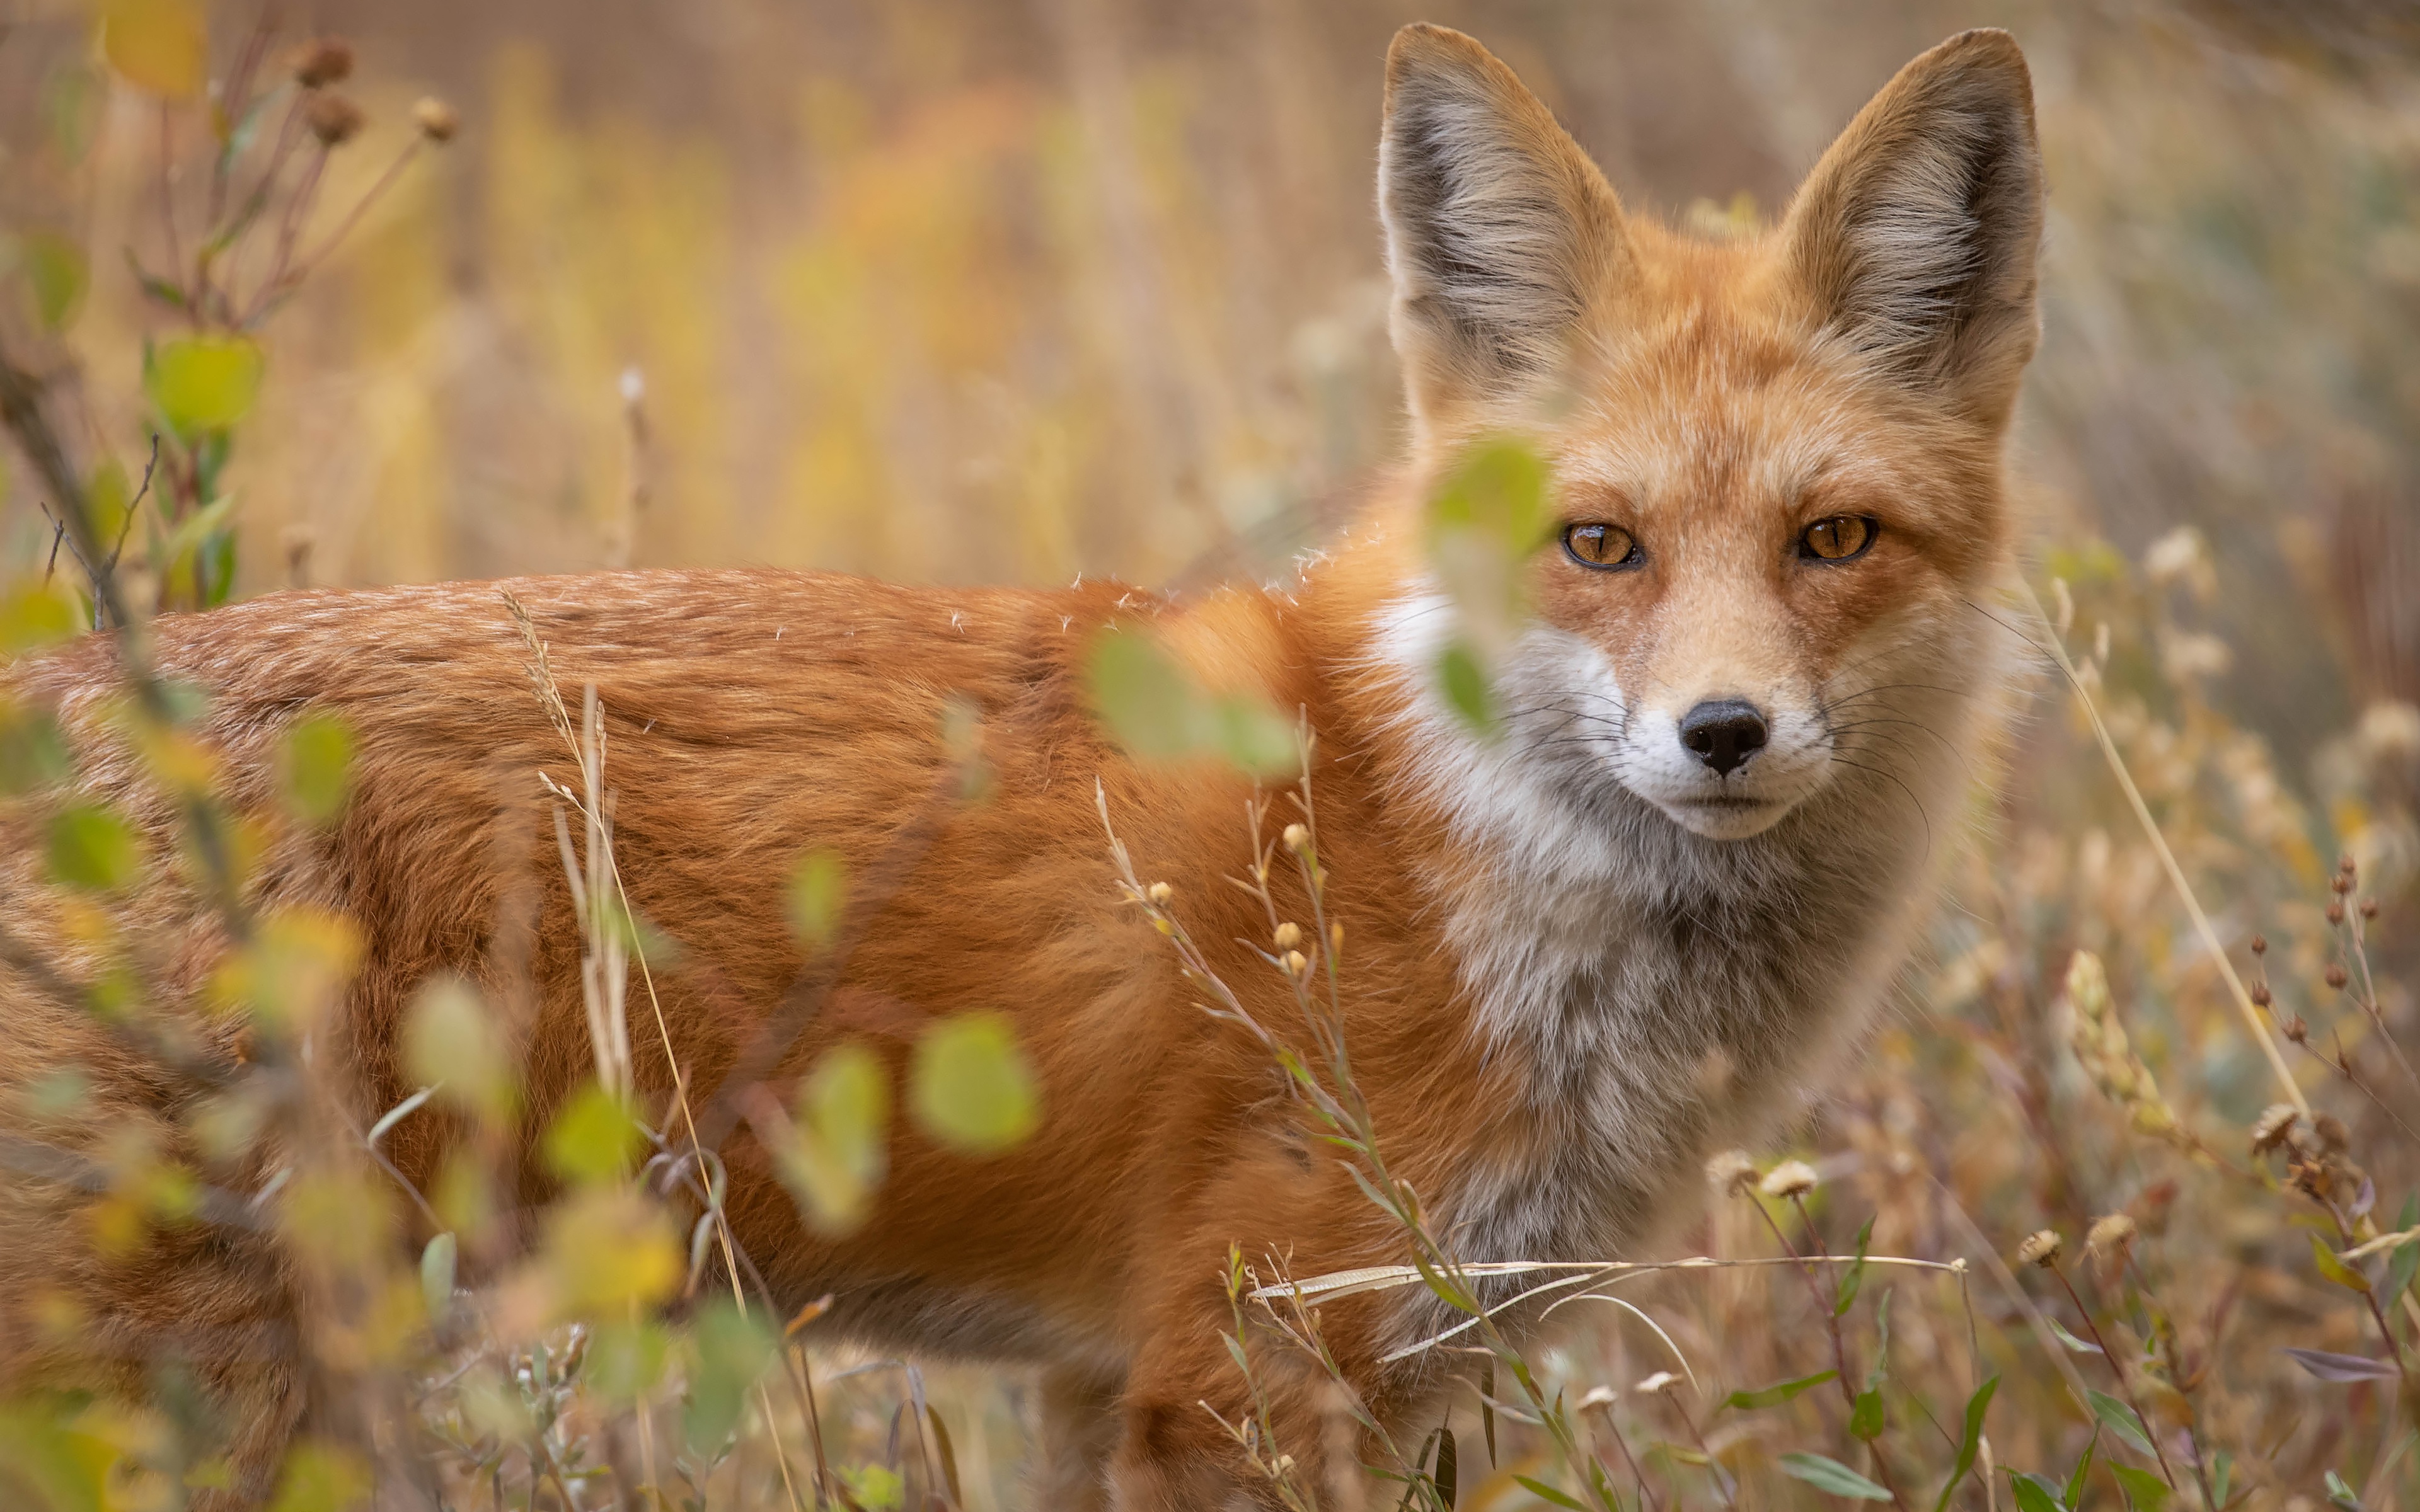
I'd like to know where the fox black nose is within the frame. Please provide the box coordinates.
[1679,700,1769,776]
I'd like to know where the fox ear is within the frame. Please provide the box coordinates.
[1380,25,1626,437]
[1783,29,2043,422]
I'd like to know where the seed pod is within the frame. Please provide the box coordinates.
[1273,922,1302,950]
[306,93,366,147]
[2250,1103,2300,1154]
[1281,823,1309,852]
[291,38,355,88]
[412,97,461,143]
[2324,964,2349,989]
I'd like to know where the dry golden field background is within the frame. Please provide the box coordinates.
[3,1,2419,1509]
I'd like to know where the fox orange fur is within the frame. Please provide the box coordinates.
[0,24,2041,1509]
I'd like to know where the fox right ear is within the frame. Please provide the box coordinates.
[1379,25,1627,441]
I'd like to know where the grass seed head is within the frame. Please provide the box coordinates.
[2017,1229,2063,1268]
[1281,949,1308,976]
[2085,1213,2138,1257]
[1758,1159,1818,1199]
[1146,881,1172,906]
[1706,1149,1758,1196]
[1281,823,1308,852]
[1273,922,1301,949]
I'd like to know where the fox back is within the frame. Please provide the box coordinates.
[0,23,2039,1510]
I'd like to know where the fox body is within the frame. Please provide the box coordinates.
[0,24,2040,1509]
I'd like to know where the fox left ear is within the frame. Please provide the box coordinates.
[1783,29,2043,425]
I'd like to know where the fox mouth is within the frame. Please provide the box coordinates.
[1673,793,1775,810]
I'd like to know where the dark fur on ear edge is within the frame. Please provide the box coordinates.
[1379,24,1627,435]
[1784,28,2044,422]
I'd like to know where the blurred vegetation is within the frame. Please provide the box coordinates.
[1,0,2418,1509]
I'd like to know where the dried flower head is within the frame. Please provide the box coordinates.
[2016,1230,2063,1268]
[291,37,355,88]
[2312,1113,2351,1153]
[1281,950,1308,977]
[2250,1103,2300,1154]
[2085,1213,2138,1257]
[1759,1160,1819,1199]
[2324,963,2349,988]
[1273,922,1302,950]
[1281,823,1309,852]
[305,93,366,147]
[2361,898,2378,919]
[412,97,460,143]
[2250,934,2267,956]
[2250,982,2272,1007]
[2331,874,2352,895]
[2281,1013,2308,1043]
[1577,1385,1618,1410]
[1634,1371,1678,1395]
[1706,1150,1758,1196]
[1145,881,1172,906]
[2326,902,2346,925]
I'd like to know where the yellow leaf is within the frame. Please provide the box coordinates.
[100,0,208,100]
[146,334,264,439]
[911,1012,1039,1155]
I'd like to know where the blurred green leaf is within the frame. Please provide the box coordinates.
[2046,1317,2104,1354]
[1423,436,1552,736]
[543,1081,643,1185]
[2310,1232,2371,1293]
[1084,627,1297,775]
[2211,1450,2232,1509]
[40,66,98,165]
[588,1318,671,1404]
[1511,1475,1585,1509]
[838,1464,905,1511]
[99,0,206,98]
[788,847,846,951]
[12,232,88,331]
[1836,1214,1874,1316]
[2086,1389,2155,1460]
[0,581,81,655]
[911,1012,1038,1155]
[2326,1469,2368,1512]
[1933,1375,1999,1512]
[1780,1452,1892,1501]
[268,1439,369,1512]
[1427,436,1550,551]
[684,1302,775,1452]
[2066,1429,2099,1507]
[418,1232,457,1327]
[540,1187,680,1317]
[2111,1464,2172,1511]
[776,1041,890,1234]
[404,977,515,1126]
[0,1400,118,1512]
[146,335,264,440]
[2385,1195,2418,1308]
[280,712,354,826]
[1434,641,1494,736]
[1724,1369,1836,1411]
[47,801,139,890]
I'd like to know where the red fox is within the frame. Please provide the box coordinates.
[0,22,2039,1509]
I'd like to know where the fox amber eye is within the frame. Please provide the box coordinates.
[1562,523,1641,570]
[1799,515,1878,562]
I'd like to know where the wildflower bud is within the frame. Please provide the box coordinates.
[291,37,355,88]
[412,97,461,143]
[2282,1014,2307,1043]
[2331,874,2352,895]
[2326,902,2345,925]
[1282,950,1308,976]
[2339,852,2357,874]
[2085,1213,2137,1257]
[1635,1371,1678,1395]
[2016,1230,2063,1268]
[1706,1150,1758,1196]
[2249,983,2271,1007]
[2250,1103,2300,1154]
[2324,963,2348,989]
[1273,922,1302,949]
[1758,1160,1818,1199]
[1146,881,1172,906]
[1329,920,1344,954]
[2313,1113,2351,1152]
[1281,823,1309,852]
[305,93,366,147]
[2250,934,2267,956]
[2361,898,2378,920]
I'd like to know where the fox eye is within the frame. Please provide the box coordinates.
[1562,523,1642,571]
[1799,515,1879,562]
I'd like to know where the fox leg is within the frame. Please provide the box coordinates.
[1030,1359,1126,1511]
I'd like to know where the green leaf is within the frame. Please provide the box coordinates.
[268,1439,370,1512]
[587,1317,671,1404]
[2046,1316,2104,1354]
[541,1081,643,1185]
[1432,1419,1457,1508]
[0,703,71,798]
[0,580,82,655]
[2326,1469,2368,1511]
[683,1302,775,1452]
[405,977,516,1126]
[1435,641,1495,736]
[418,1232,457,1326]
[47,801,141,890]
[146,334,264,440]
[2311,1231,2371,1293]
[2087,1390,2155,1460]
[1932,1374,2000,1512]
[280,712,354,826]
[1867,1286,1894,1390]
[2008,1472,2065,1512]
[774,1041,890,1235]
[1724,1370,1838,1411]
[1084,627,1298,774]
[1780,1452,1893,1501]
[787,847,847,951]
[1849,1386,1884,1441]
[911,1012,1039,1154]
[1511,1474,1586,1509]
[2211,1450,2232,1509]
[2383,1195,2417,1309]
[1836,1214,1875,1316]
[2111,1464,2172,1511]
[2065,1428,2100,1508]
[1479,1357,1497,1467]
[14,230,88,331]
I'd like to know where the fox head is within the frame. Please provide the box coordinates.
[1371,26,2041,844]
